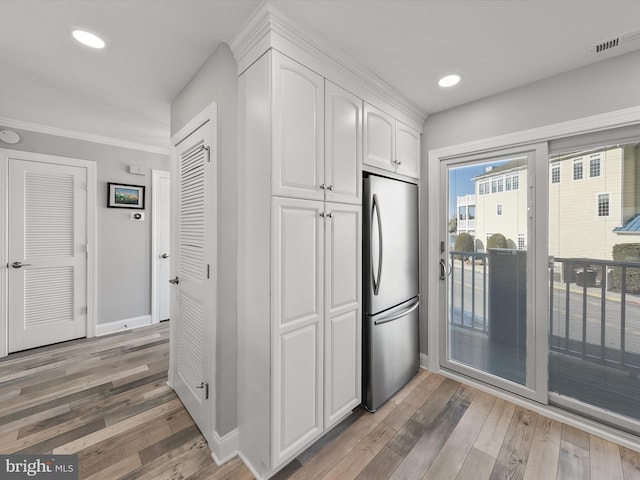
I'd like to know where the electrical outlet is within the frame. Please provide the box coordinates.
[130,211,145,221]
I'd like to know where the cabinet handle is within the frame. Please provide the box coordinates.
[327,185,334,191]
[319,212,325,218]
[396,160,402,166]
[320,184,326,190]
[326,212,333,218]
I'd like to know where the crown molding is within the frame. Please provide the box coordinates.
[0,116,171,155]
[230,1,428,127]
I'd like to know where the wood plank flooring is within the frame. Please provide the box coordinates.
[1,322,640,480]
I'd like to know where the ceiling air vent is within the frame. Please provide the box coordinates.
[590,28,640,55]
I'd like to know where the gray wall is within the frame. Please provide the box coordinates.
[171,42,238,436]
[0,127,170,326]
[420,49,640,355]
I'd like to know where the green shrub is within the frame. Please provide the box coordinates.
[612,243,640,293]
[453,232,474,259]
[487,233,508,249]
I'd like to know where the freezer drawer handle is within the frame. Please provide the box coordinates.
[371,193,383,295]
[374,300,419,325]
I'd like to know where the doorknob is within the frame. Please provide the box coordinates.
[161,253,170,259]
[169,277,179,285]
[11,261,32,269]
[195,382,209,399]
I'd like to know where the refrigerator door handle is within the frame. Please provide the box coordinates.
[374,299,419,326]
[371,193,383,295]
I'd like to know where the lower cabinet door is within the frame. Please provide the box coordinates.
[272,197,324,466]
[324,203,362,428]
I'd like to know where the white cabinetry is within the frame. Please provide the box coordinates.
[396,121,421,179]
[324,203,361,428]
[363,103,421,179]
[238,49,361,478]
[272,197,324,464]
[272,53,324,201]
[363,103,395,172]
[325,81,362,204]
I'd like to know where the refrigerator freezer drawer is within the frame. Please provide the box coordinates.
[363,297,419,411]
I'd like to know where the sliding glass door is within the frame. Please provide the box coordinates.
[439,146,547,402]
[548,140,640,433]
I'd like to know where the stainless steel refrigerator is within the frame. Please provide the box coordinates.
[363,174,419,412]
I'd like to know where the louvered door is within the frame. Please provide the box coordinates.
[173,119,215,445]
[8,159,87,352]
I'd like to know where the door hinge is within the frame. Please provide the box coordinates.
[204,145,211,163]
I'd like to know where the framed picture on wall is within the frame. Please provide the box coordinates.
[107,183,145,209]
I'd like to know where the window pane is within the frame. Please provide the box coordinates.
[549,142,640,425]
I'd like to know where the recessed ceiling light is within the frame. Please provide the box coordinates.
[438,74,462,88]
[72,30,105,49]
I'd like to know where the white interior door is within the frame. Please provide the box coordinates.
[172,115,216,445]
[8,158,87,353]
[153,170,171,322]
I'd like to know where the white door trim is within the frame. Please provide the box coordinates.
[151,169,170,325]
[0,148,97,358]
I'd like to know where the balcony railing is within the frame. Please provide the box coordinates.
[449,250,489,334]
[550,257,640,374]
[448,250,640,374]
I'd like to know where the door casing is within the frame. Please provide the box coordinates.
[0,149,97,358]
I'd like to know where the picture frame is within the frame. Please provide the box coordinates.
[107,182,145,209]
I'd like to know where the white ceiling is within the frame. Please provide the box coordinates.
[2,0,640,151]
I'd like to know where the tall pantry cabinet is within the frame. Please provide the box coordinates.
[237,49,362,477]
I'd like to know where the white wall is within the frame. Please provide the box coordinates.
[0,126,170,326]
[421,48,640,356]
[171,42,238,437]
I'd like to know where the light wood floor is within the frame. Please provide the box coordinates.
[1,323,640,480]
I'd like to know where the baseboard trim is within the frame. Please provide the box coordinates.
[95,315,152,336]
[211,429,239,466]
[420,352,429,370]
[238,451,266,480]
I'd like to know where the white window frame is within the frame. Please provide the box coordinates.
[518,233,526,250]
[496,204,503,216]
[597,192,610,217]
[497,177,504,192]
[551,163,560,184]
[589,153,602,178]
[512,174,520,190]
[573,158,584,181]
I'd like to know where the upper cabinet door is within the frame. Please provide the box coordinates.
[272,51,325,201]
[325,81,362,205]
[396,121,421,179]
[363,103,395,172]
